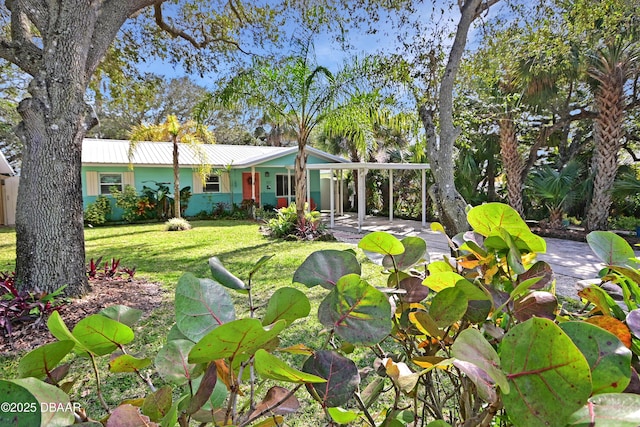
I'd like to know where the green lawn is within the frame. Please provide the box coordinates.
[0,220,385,424]
[0,219,370,290]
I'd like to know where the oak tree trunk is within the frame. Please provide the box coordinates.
[423,0,497,236]
[15,80,91,296]
[2,0,157,296]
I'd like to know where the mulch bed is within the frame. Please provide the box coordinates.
[1,279,165,355]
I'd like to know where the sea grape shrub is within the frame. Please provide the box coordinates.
[5,203,640,427]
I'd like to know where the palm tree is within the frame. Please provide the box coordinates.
[584,41,638,231]
[129,115,214,218]
[317,90,414,209]
[527,161,583,229]
[198,38,367,221]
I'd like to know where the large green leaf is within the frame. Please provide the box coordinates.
[208,256,247,293]
[155,339,201,386]
[327,407,359,424]
[160,394,188,427]
[141,386,172,422]
[175,273,236,342]
[587,231,639,268]
[467,203,546,253]
[254,349,326,383]
[189,318,286,364]
[293,250,361,289]
[11,377,74,426]
[429,287,468,328]
[302,350,360,408]
[560,322,632,394]
[500,318,592,427]
[382,236,427,270]
[18,340,75,379]
[108,354,152,373]
[451,328,509,393]
[0,379,40,426]
[99,305,143,327]
[318,274,392,345]
[422,271,466,292]
[72,314,134,356]
[358,231,405,256]
[567,393,640,426]
[166,324,190,342]
[262,287,310,326]
[47,311,87,354]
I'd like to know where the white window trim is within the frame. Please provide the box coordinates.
[99,172,124,195]
[204,174,221,193]
[275,174,295,197]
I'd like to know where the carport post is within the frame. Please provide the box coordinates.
[422,168,426,228]
[358,168,367,232]
[389,169,394,223]
[329,168,335,228]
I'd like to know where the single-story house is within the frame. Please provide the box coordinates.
[81,138,350,219]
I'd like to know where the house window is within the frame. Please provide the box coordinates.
[276,174,295,197]
[99,173,123,195]
[204,175,220,193]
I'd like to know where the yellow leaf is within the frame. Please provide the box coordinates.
[215,359,242,395]
[585,315,632,348]
[430,222,446,233]
[277,344,314,355]
[119,398,144,407]
[253,416,285,427]
[412,356,452,370]
[458,257,480,269]
[384,358,420,393]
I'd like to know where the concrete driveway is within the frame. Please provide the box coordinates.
[325,214,639,299]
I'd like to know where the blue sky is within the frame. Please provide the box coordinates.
[139,0,506,93]
[135,1,487,88]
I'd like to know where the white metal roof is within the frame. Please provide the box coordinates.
[81,139,349,167]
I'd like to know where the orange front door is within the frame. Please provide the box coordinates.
[242,172,260,205]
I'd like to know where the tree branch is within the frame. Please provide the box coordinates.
[85,0,162,79]
[14,0,49,34]
[521,108,596,181]
[153,3,251,54]
[474,0,500,20]
[0,1,44,75]
[622,140,640,161]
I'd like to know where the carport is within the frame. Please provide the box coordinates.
[297,162,431,232]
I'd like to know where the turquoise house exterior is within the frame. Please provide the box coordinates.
[81,139,349,219]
